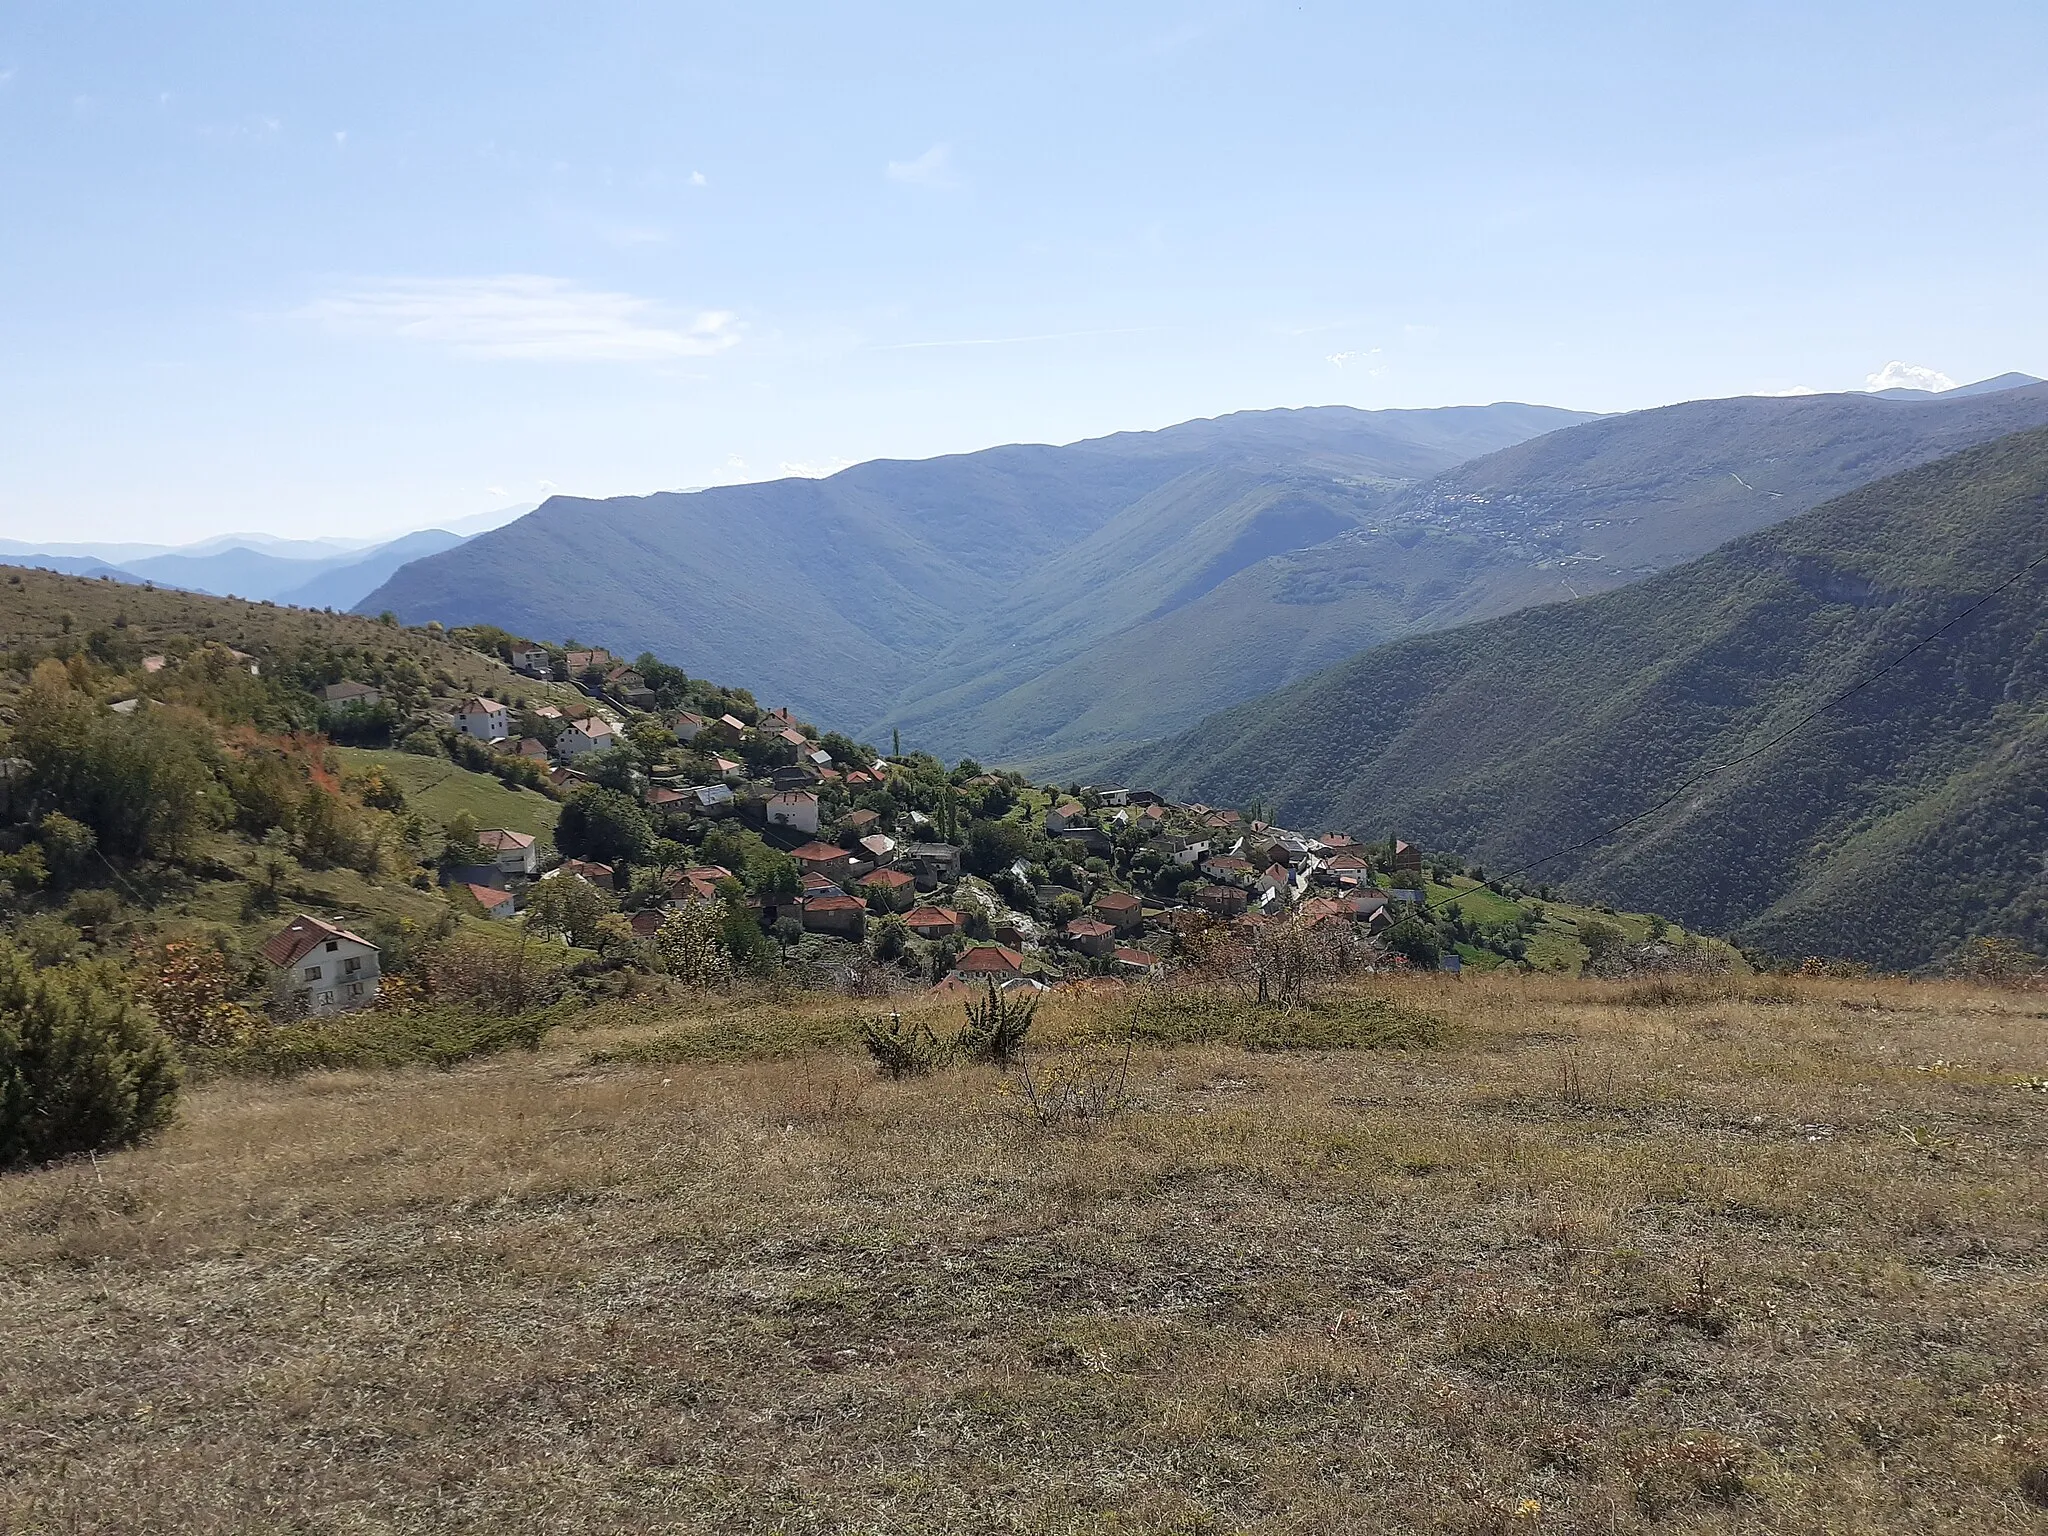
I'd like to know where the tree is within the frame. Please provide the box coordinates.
[965,817,1030,876]
[0,944,180,1168]
[657,902,734,989]
[1578,919,1627,974]
[14,668,219,861]
[523,876,614,949]
[870,912,909,961]
[135,938,260,1049]
[554,787,655,867]
[439,811,490,867]
[1385,917,1441,970]
[772,915,805,954]
[34,813,97,888]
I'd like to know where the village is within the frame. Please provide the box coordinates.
[283,640,1457,1013]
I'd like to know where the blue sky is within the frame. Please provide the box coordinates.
[2,1,2044,543]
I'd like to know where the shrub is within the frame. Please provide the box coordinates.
[34,812,97,887]
[859,1011,947,1078]
[216,1005,556,1077]
[134,937,261,1049]
[957,980,1036,1065]
[0,944,180,1168]
[16,914,81,967]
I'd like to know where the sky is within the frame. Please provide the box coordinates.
[1,1,2044,544]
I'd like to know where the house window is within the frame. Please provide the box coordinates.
[343,956,360,976]
[325,940,338,952]
[317,990,335,1005]
[345,982,363,999]
[303,965,322,981]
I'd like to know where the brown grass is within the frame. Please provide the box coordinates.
[4,973,2046,1533]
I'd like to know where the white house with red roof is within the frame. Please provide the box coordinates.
[555,716,615,760]
[263,914,381,1015]
[457,696,510,743]
[475,828,538,877]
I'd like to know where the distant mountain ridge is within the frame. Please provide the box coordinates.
[356,402,1593,735]
[0,528,468,610]
[1109,420,2048,966]
[358,381,2048,772]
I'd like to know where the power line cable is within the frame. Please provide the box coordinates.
[1419,545,2048,916]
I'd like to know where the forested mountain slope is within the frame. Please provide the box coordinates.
[364,387,2048,771]
[357,404,1589,734]
[1110,425,2048,966]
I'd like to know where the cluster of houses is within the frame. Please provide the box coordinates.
[280,641,1442,1012]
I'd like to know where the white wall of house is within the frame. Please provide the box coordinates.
[767,794,821,835]
[555,722,614,758]
[458,703,510,742]
[289,937,381,1015]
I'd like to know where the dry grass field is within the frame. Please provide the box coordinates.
[4,975,2045,1534]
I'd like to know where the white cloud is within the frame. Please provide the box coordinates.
[1327,347,1382,369]
[297,275,739,362]
[1865,360,1957,394]
[886,144,953,186]
[777,457,856,479]
[689,170,708,187]
[1762,385,1820,397]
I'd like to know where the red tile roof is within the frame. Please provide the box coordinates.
[805,893,865,913]
[953,945,1024,974]
[462,883,514,912]
[1113,946,1161,967]
[790,841,850,864]
[262,913,378,969]
[860,868,916,888]
[1093,890,1141,911]
[1066,917,1115,938]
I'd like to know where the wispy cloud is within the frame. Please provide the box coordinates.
[1327,347,1383,370]
[886,144,954,186]
[1865,360,1956,393]
[689,170,708,187]
[777,457,856,479]
[297,275,738,362]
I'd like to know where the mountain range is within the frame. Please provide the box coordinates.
[359,378,2048,775]
[1110,420,2048,965]
[0,527,468,610]
[357,403,1591,745]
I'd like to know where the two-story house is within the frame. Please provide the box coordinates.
[264,914,381,1015]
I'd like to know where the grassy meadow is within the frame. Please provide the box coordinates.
[3,973,2045,1534]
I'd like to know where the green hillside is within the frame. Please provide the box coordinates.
[1109,424,2048,967]
[364,387,2048,773]
[998,383,2048,775]
[0,570,590,966]
[358,403,1590,745]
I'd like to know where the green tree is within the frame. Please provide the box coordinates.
[965,817,1030,876]
[524,875,614,949]
[1385,917,1441,970]
[554,787,655,867]
[1577,919,1627,974]
[34,812,97,888]
[14,666,219,860]
[0,944,180,1168]
[870,911,909,961]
